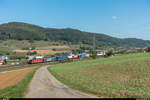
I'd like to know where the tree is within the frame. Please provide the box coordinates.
[27,51,37,55]
[31,46,36,50]
[106,50,114,57]
[92,51,97,59]
[3,59,7,65]
[147,47,150,52]
[29,39,34,43]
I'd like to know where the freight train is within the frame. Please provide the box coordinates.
[28,51,106,64]
[28,53,88,64]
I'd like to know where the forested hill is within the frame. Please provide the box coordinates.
[0,22,150,48]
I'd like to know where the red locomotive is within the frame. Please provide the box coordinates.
[72,55,78,59]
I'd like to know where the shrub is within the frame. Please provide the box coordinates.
[31,46,36,50]
[27,51,37,55]
[52,48,56,51]
[147,47,150,52]
[106,50,114,57]
[22,47,29,50]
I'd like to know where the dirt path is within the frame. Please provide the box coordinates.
[24,66,98,98]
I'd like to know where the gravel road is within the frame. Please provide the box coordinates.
[24,66,98,98]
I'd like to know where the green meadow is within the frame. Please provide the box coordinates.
[48,53,150,98]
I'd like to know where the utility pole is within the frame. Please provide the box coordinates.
[93,33,96,51]
[92,33,97,59]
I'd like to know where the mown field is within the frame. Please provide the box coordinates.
[48,53,150,98]
[0,66,39,98]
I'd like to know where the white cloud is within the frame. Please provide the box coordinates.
[112,16,117,20]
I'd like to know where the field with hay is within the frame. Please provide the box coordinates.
[48,53,150,98]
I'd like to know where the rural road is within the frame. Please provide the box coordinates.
[24,66,98,98]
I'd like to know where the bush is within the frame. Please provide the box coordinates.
[106,50,113,57]
[27,51,37,55]
[29,39,34,43]
[22,47,30,50]
[31,46,36,50]
[52,49,56,51]
[9,55,26,60]
[147,47,150,52]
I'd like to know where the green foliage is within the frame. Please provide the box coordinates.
[22,47,30,50]
[147,47,150,52]
[52,48,56,51]
[92,51,97,59]
[29,39,34,43]
[0,22,150,48]
[72,49,84,54]
[27,51,37,55]
[31,46,36,50]
[106,50,114,57]
[9,54,26,60]
[22,46,36,50]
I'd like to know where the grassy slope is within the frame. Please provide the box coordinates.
[0,40,56,51]
[0,66,39,98]
[0,40,72,56]
[48,53,150,98]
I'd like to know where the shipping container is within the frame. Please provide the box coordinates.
[67,56,73,59]
[78,53,86,59]
[97,52,106,56]
[56,56,67,60]
[35,56,44,59]
[85,54,90,57]
[44,57,56,62]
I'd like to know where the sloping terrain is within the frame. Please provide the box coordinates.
[0,22,150,48]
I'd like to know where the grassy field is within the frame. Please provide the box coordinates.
[0,40,71,56]
[48,53,150,98]
[0,66,39,98]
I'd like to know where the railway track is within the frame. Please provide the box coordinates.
[0,64,30,70]
[0,62,58,71]
[0,57,92,71]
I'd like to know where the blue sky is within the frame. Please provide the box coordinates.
[0,0,150,40]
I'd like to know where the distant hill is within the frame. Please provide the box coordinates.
[0,22,150,48]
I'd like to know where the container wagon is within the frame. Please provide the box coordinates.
[44,57,57,62]
[78,53,86,59]
[56,56,67,61]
